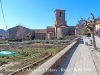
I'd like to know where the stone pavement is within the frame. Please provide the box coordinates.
[95,36,100,49]
[51,38,98,75]
[84,36,100,50]
[90,36,100,62]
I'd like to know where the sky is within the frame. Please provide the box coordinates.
[0,0,100,30]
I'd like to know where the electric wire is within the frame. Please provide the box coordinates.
[0,0,9,38]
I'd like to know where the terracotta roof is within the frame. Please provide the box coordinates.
[47,26,54,28]
[96,20,100,24]
[9,25,31,31]
[33,29,47,33]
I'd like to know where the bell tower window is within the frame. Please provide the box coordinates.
[60,12,62,17]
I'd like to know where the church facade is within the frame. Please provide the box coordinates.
[9,9,75,40]
[33,9,69,40]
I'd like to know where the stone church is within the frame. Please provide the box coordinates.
[9,9,75,40]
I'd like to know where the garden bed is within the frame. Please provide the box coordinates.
[0,43,67,75]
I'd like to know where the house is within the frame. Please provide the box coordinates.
[95,19,100,36]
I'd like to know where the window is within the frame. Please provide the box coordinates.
[60,12,62,17]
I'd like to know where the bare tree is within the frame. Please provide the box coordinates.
[16,25,26,41]
[27,31,35,40]
[80,13,98,51]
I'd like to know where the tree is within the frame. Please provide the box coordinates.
[80,13,98,51]
[16,25,26,40]
[83,28,89,35]
[30,31,35,40]
[27,31,35,40]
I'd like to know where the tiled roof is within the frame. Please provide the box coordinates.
[96,20,100,24]
[33,29,47,33]
[9,25,31,30]
[47,26,54,28]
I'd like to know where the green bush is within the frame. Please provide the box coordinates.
[36,41,41,43]
[64,36,69,39]
[6,56,9,59]
[59,37,65,40]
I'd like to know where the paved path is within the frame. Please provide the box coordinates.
[51,38,98,75]
[95,36,100,49]
[93,36,100,61]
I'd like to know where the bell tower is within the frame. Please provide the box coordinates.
[54,9,67,27]
[54,9,69,39]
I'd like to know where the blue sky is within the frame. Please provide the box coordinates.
[0,0,100,30]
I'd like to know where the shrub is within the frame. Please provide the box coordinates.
[64,36,69,39]
[36,41,41,43]
[2,56,4,58]
[6,56,9,59]
[8,39,22,42]
[59,37,65,40]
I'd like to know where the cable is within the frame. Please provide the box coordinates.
[0,0,9,38]
[0,0,8,30]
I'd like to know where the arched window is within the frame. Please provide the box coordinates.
[60,12,62,17]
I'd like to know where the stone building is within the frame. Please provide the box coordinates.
[54,9,69,39]
[33,9,69,40]
[33,29,47,40]
[9,9,75,40]
[9,25,31,40]
[95,19,100,36]
[75,19,100,36]
[46,26,55,40]
[69,26,75,35]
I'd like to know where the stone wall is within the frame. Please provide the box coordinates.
[47,27,55,33]
[28,38,79,75]
[54,9,66,27]
[46,32,55,40]
[46,27,55,40]
[35,33,46,40]
[57,26,69,39]
[69,26,75,35]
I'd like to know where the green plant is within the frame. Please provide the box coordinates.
[59,37,64,40]
[64,36,69,39]
[6,56,9,59]
[36,41,41,43]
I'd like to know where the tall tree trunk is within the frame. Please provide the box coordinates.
[91,33,97,51]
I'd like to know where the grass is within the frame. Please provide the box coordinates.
[0,43,67,74]
[0,40,9,44]
[0,44,66,62]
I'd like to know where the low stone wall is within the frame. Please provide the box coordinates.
[28,38,79,75]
